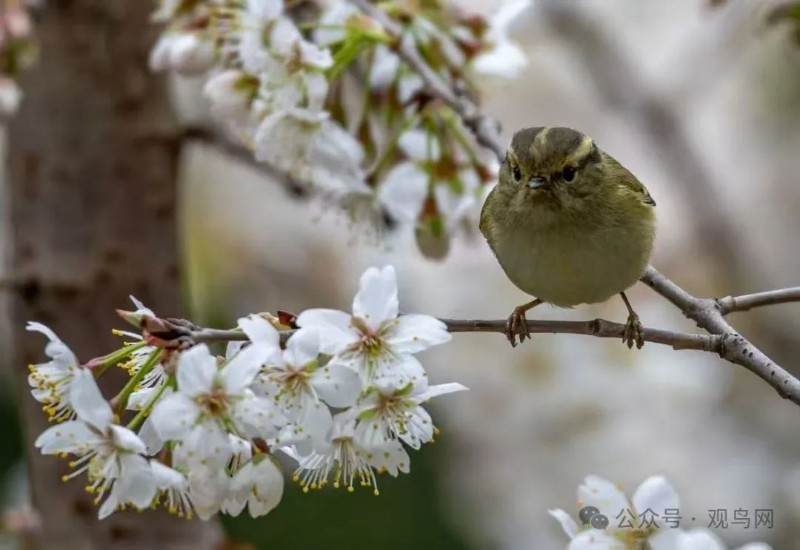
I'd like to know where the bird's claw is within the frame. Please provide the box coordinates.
[623,312,644,350]
[505,307,530,347]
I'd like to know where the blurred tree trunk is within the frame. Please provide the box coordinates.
[4,1,222,547]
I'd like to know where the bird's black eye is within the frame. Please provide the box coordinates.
[562,166,576,182]
[513,166,522,182]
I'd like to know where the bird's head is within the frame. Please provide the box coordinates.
[499,126,605,207]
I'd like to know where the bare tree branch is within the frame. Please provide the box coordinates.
[174,317,720,352]
[347,0,800,407]
[158,271,800,405]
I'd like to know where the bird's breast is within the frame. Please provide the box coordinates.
[487,206,655,307]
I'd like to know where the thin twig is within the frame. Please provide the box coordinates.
[642,267,800,405]
[716,288,800,315]
[348,0,800,406]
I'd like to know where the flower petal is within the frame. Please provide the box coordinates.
[35,421,98,455]
[377,163,428,225]
[295,309,357,354]
[248,457,284,517]
[352,266,399,330]
[398,129,441,162]
[119,454,158,508]
[295,395,332,444]
[388,314,451,354]
[648,529,683,550]
[109,425,147,454]
[367,439,409,477]
[247,0,282,21]
[176,344,217,397]
[70,369,112,431]
[372,354,427,389]
[239,315,280,347]
[312,361,361,408]
[188,465,229,520]
[27,321,78,367]
[222,343,273,395]
[179,421,233,470]
[270,17,302,55]
[151,460,187,491]
[568,530,624,550]
[674,528,726,550]
[149,392,200,441]
[137,414,164,455]
[414,382,468,402]
[548,508,578,539]
[232,393,284,439]
[632,475,680,517]
[577,475,631,525]
[284,329,322,368]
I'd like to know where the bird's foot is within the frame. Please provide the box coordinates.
[505,306,531,347]
[622,312,644,350]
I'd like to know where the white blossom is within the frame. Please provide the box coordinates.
[313,0,357,46]
[297,265,451,385]
[26,322,80,422]
[116,297,166,405]
[369,45,424,103]
[34,370,156,518]
[222,454,284,517]
[149,32,214,75]
[293,416,409,494]
[151,460,194,519]
[473,0,529,78]
[188,465,230,520]
[377,162,429,226]
[0,77,22,117]
[247,319,361,445]
[550,475,772,550]
[204,69,259,123]
[352,381,467,449]
[253,108,366,195]
[150,343,283,469]
[433,168,482,232]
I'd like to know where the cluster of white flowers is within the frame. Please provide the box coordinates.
[0,0,38,117]
[149,0,523,250]
[550,475,771,550]
[28,265,465,519]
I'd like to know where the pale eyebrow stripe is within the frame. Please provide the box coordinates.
[530,127,550,163]
[506,146,520,165]
[531,127,550,156]
[564,135,595,167]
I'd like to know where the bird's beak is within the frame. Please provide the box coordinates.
[528,177,547,189]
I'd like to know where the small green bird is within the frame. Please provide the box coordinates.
[480,127,656,348]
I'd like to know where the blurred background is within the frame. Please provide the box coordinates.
[4,0,800,548]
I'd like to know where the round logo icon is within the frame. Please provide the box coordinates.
[579,506,609,530]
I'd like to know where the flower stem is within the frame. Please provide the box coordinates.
[88,340,148,378]
[127,381,169,431]
[113,349,160,415]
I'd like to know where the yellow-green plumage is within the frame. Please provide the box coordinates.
[480,127,656,346]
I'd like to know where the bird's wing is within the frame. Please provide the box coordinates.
[479,186,494,235]
[605,154,656,206]
[479,186,500,253]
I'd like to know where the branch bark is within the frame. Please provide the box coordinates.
[716,288,800,314]
[173,317,721,352]
[4,1,222,546]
